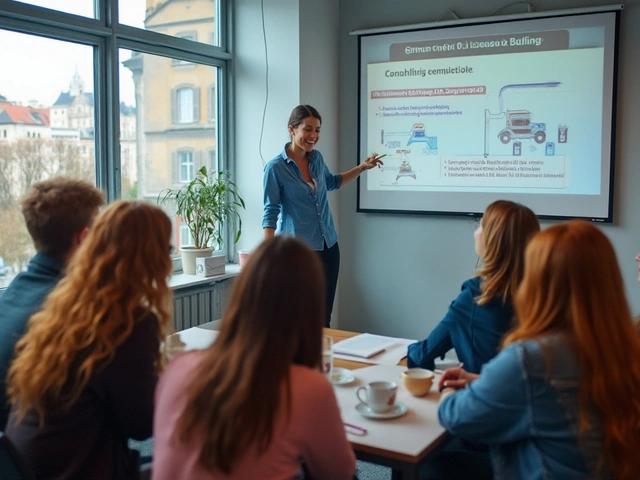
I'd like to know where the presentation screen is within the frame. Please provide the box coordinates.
[357,10,619,222]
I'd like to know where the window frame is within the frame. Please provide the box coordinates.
[0,0,231,204]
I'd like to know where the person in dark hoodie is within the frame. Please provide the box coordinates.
[0,177,104,429]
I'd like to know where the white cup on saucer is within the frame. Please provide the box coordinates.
[356,381,397,413]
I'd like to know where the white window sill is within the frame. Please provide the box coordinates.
[169,263,241,290]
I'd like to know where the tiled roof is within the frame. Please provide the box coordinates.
[53,91,94,107]
[0,105,50,126]
[79,128,95,139]
[120,102,136,115]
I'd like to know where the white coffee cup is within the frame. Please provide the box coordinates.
[356,381,397,413]
[322,335,333,378]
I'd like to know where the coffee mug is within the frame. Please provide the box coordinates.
[356,381,397,413]
[402,368,434,397]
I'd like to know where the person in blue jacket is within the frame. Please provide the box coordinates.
[263,105,384,327]
[407,200,539,373]
[437,221,640,479]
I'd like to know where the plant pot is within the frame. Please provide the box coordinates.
[180,246,214,275]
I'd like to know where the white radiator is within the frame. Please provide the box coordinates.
[172,278,234,331]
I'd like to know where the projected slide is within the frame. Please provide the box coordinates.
[366,39,601,194]
[357,11,618,220]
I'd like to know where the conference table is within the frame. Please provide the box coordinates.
[171,324,449,480]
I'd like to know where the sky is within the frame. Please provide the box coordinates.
[0,0,146,106]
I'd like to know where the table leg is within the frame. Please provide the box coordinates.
[391,463,420,480]
[391,469,404,480]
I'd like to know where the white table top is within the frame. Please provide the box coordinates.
[334,364,447,463]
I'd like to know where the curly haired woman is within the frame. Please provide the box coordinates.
[6,201,174,480]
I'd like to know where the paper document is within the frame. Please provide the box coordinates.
[333,334,417,366]
[332,333,400,359]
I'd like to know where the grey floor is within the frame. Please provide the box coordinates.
[130,438,392,479]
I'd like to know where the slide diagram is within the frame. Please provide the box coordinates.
[365,46,604,195]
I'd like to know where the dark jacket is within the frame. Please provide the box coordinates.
[6,313,159,480]
[0,253,66,429]
[407,277,514,374]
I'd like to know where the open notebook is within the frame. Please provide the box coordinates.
[332,333,398,359]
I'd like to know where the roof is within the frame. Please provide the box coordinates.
[120,102,136,115]
[52,91,94,107]
[0,105,50,126]
[79,128,95,139]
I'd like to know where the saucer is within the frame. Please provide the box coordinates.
[331,367,355,386]
[356,401,408,420]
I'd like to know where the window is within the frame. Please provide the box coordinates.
[171,85,200,125]
[180,224,194,248]
[179,151,194,183]
[171,148,201,185]
[178,88,193,123]
[15,0,95,18]
[0,0,228,284]
[208,84,217,124]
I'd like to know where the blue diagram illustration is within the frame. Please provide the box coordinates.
[407,123,438,149]
[484,82,565,157]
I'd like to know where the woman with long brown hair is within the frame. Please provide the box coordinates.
[408,200,540,373]
[438,221,640,478]
[152,236,356,479]
[6,201,174,479]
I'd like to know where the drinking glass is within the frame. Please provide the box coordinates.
[322,335,333,378]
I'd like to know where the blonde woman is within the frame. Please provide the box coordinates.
[6,201,174,480]
[438,221,640,478]
[153,236,356,479]
[408,200,540,373]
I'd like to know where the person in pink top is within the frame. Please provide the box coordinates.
[152,236,356,480]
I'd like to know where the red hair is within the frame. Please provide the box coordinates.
[505,221,640,478]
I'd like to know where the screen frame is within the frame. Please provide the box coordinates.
[355,8,621,223]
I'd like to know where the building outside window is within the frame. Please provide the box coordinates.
[0,0,227,287]
[177,88,194,124]
[179,151,194,182]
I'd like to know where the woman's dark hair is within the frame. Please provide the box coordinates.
[288,104,322,129]
[174,236,325,474]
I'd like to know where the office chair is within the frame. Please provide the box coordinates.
[0,432,35,480]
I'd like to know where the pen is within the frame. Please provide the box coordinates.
[344,422,368,436]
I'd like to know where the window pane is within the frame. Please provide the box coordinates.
[119,49,218,250]
[12,0,95,18]
[179,151,193,182]
[177,88,193,123]
[118,0,219,47]
[0,29,96,287]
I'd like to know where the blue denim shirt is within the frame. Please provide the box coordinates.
[262,144,342,251]
[407,277,514,374]
[438,335,611,480]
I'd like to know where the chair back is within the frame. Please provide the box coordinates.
[0,432,35,480]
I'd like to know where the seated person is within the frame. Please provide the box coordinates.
[153,236,356,480]
[438,221,640,478]
[6,201,174,480]
[407,200,539,374]
[0,177,104,429]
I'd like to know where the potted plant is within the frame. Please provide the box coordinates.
[158,166,245,275]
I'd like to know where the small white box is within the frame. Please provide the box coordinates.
[196,255,225,277]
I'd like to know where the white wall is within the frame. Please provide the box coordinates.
[337,0,640,339]
[234,0,640,336]
[233,0,342,319]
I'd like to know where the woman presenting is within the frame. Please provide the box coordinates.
[263,105,383,327]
